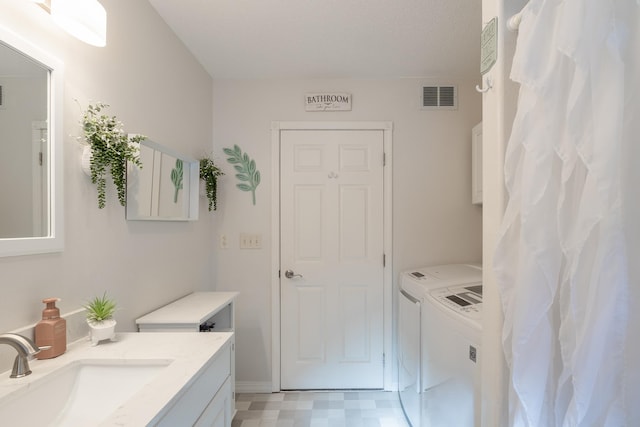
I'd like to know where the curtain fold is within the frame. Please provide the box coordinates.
[494,0,639,425]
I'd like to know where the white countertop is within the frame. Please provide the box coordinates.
[0,332,233,426]
[136,292,239,326]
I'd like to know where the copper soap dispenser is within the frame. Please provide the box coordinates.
[34,298,66,359]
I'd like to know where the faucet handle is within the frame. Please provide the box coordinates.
[31,344,51,359]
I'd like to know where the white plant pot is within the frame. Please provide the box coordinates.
[81,145,92,177]
[87,318,117,346]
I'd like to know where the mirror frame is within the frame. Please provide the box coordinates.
[0,26,64,257]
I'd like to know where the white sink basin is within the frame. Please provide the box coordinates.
[0,333,233,426]
[0,359,172,427]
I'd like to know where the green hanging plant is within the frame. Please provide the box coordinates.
[199,156,224,211]
[80,103,146,209]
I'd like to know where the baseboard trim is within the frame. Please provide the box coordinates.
[235,381,396,393]
[236,381,273,394]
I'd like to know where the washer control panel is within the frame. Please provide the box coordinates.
[430,282,483,320]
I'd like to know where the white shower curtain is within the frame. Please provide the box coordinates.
[494,0,639,426]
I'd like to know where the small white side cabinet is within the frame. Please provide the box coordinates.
[136,292,238,333]
[471,122,483,205]
[136,291,239,421]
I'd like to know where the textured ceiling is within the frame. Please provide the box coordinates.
[148,0,482,80]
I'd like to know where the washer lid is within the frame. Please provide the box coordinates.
[405,264,480,283]
[430,282,483,323]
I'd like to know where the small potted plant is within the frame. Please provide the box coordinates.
[199,156,224,211]
[84,292,117,346]
[80,103,146,209]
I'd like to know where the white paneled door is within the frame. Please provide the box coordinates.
[280,129,385,389]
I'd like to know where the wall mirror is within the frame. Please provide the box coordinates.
[126,139,199,221]
[0,26,64,257]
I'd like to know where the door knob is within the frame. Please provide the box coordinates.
[284,270,303,279]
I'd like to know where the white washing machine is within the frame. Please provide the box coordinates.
[398,264,482,427]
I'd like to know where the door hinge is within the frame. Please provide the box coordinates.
[383,152,386,166]
[383,353,386,367]
[278,270,281,278]
[39,152,43,166]
[383,254,386,267]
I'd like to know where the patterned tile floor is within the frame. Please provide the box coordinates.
[232,391,410,427]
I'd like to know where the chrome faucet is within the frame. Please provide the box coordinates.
[0,333,44,378]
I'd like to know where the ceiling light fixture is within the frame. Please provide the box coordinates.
[35,0,107,47]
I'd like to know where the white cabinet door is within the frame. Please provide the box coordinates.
[280,129,385,389]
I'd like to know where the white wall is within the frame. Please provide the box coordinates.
[0,0,214,346]
[211,78,483,389]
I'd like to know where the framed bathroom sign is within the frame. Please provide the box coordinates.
[126,139,199,221]
[305,93,352,111]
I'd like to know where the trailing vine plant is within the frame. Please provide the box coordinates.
[199,156,224,211]
[223,144,260,205]
[81,103,145,209]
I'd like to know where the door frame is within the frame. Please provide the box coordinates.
[270,121,394,391]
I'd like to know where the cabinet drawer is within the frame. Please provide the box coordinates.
[194,377,232,427]
[156,343,231,426]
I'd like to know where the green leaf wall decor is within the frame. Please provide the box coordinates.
[171,158,184,204]
[223,145,260,205]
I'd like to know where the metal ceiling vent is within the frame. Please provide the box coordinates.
[421,85,457,110]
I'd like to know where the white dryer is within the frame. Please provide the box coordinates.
[398,264,482,427]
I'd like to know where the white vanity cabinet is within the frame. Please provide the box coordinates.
[136,291,239,425]
[153,343,233,427]
[156,341,232,427]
